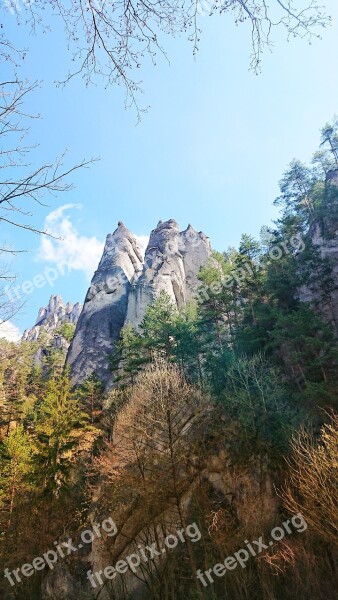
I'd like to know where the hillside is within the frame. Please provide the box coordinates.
[0,164,338,600]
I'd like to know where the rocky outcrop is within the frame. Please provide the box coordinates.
[299,169,338,333]
[66,222,144,385]
[125,220,211,329]
[67,220,211,385]
[22,295,82,342]
[21,295,82,368]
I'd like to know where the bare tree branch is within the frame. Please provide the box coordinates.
[0,80,96,244]
[1,0,330,115]
[0,79,96,322]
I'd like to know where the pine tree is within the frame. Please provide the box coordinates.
[0,339,37,434]
[140,289,178,357]
[78,372,104,423]
[33,370,89,496]
[0,425,33,529]
[275,159,315,227]
[197,251,238,348]
[171,302,204,384]
[111,322,150,386]
[320,119,338,167]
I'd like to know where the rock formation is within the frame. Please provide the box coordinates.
[66,222,144,385]
[299,168,338,333]
[21,295,83,366]
[66,220,211,385]
[125,219,211,328]
[22,295,82,342]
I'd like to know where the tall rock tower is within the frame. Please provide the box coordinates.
[22,295,82,342]
[66,222,144,384]
[126,219,211,328]
[67,219,211,385]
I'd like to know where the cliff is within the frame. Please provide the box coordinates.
[66,219,211,385]
[22,295,82,343]
[298,168,338,334]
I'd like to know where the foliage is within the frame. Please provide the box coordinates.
[0,425,33,528]
[33,370,91,496]
[1,118,338,599]
[56,322,76,343]
[77,372,104,424]
[221,353,296,453]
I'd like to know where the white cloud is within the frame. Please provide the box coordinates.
[36,204,104,279]
[135,235,149,257]
[36,205,149,280]
[0,320,21,342]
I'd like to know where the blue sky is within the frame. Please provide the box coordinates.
[1,0,338,337]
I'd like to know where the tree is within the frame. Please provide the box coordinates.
[320,119,338,167]
[221,353,295,454]
[0,338,38,434]
[56,322,76,343]
[113,290,179,381]
[78,372,104,424]
[140,290,178,356]
[0,424,33,529]
[113,295,206,387]
[95,360,209,599]
[197,251,237,348]
[264,304,338,410]
[33,370,90,496]
[171,301,205,384]
[282,412,338,546]
[275,159,315,226]
[0,80,91,242]
[1,1,330,114]
[234,234,265,325]
[111,322,150,386]
[0,79,93,322]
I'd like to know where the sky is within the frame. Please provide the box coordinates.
[1,0,338,338]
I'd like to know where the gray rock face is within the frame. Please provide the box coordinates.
[67,220,211,385]
[22,295,82,342]
[326,168,338,186]
[299,169,338,333]
[66,223,144,385]
[126,220,211,329]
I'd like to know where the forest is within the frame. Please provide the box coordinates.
[0,120,337,599]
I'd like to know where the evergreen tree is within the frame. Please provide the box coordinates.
[221,353,296,455]
[78,372,104,423]
[0,340,38,434]
[197,251,238,348]
[140,289,178,357]
[320,119,338,167]
[171,301,204,384]
[275,159,315,227]
[55,322,76,342]
[111,322,150,386]
[33,370,89,496]
[0,425,33,529]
